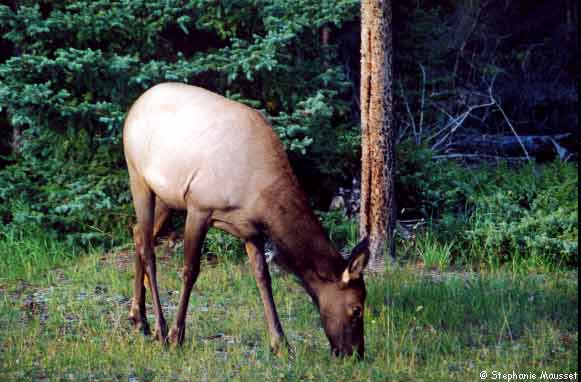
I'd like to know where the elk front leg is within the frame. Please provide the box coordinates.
[168,208,209,345]
[245,239,289,354]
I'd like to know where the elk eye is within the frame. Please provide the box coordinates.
[352,306,362,318]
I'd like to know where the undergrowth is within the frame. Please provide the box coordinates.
[324,153,578,271]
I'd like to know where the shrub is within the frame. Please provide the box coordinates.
[464,161,578,267]
[319,210,358,252]
[401,154,578,269]
[395,141,481,220]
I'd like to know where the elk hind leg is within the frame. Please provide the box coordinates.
[130,177,167,342]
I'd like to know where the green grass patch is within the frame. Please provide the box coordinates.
[414,233,454,270]
[0,228,78,282]
[0,238,577,381]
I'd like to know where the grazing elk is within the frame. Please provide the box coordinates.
[123,83,370,358]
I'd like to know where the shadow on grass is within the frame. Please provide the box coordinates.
[365,270,578,355]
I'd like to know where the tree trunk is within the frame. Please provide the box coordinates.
[359,0,395,271]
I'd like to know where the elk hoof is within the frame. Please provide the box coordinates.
[168,326,185,346]
[128,310,150,335]
[153,321,168,343]
[271,339,294,359]
[132,319,151,336]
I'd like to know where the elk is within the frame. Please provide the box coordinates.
[123,83,370,358]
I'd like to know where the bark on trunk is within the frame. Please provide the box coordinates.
[359,0,395,271]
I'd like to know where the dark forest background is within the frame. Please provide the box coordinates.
[0,0,577,267]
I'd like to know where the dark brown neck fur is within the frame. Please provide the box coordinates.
[259,175,346,299]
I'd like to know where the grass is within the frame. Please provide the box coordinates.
[0,232,578,381]
[0,229,78,282]
[415,233,454,270]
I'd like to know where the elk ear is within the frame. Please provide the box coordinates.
[342,237,370,283]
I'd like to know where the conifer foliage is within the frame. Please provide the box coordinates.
[0,1,360,243]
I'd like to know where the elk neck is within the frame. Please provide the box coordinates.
[258,175,346,303]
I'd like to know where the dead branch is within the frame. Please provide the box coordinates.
[433,153,529,161]
[488,82,531,162]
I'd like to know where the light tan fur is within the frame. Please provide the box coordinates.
[123,83,370,357]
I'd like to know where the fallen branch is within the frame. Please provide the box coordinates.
[433,153,529,161]
[448,133,573,160]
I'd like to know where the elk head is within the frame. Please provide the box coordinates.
[318,238,370,358]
